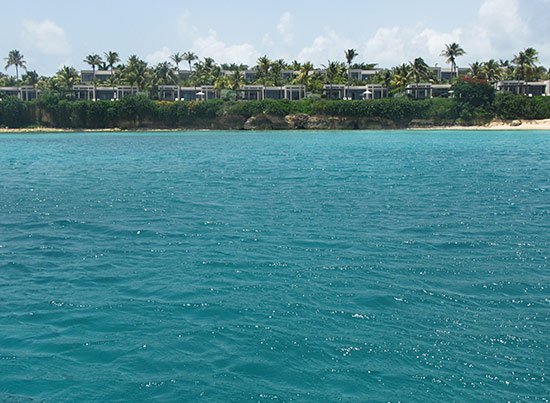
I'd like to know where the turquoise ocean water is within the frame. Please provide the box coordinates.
[0,130,548,401]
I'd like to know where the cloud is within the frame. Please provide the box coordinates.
[277,12,294,44]
[361,0,537,67]
[177,10,198,39]
[175,10,259,65]
[145,46,172,65]
[21,19,70,55]
[191,30,260,65]
[298,30,353,63]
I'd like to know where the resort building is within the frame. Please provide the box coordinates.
[322,84,389,100]
[238,85,306,101]
[179,86,217,101]
[239,85,264,101]
[283,85,306,100]
[0,86,39,101]
[158,85,180,101]
[264,87,285,99]
[73,85,94,100]
[72,85,138,100]
[431,84,453,97]
[406,83,452,99]
[349,69,383,82]
[80,70,114,84]
[116,86,139,99]
[429,66,468,82]
[495,80,550,96]
[243,70,257,83]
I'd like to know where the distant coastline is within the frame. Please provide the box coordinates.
[2,118,550,133]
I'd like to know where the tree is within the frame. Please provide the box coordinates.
[344,49,358,68]
[84,54,103,84]
[4,50,26,80]
[297,61,314,87]
[323,60,346,83]
[391,63,412,90]
[22,70,39,87]
[191,57,219,86]
[171,52,183,72]
[104,51,120,82]
[256,55,271,85]
[213,75,230,97]
[269,59,287,86]
[408,57,432,84]
[124,55,150,91]
[153,61,177,85]
[229,69,245,91]
[183,51,198,71]
[452,78,495,108]
[482,59,503,83]
[54,66,80,91]
[344,49,358,83]
[469,62,484,79]
[512,47,539,81]
[440,43,466,77]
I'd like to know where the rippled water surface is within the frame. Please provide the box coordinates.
[0,130,549,401]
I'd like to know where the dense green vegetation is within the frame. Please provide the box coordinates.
[2,44,548,94]
[2,43,549,129]
[2,81,549,129]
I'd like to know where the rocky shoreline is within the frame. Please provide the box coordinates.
[1,116,550,133]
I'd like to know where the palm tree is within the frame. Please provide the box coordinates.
[183,51,198,71]
[290,60,302,71]
[482,59,503,83]
[153,61,177,85]
[170,53,184,99]
[440,42,466,78]
[124,55,149,91]
[84,54,103,82]
[408,57,432,84]
[323,60,345,83]
[345,49,358,68]
[256,55,271,84]
[55,66,80,92]
[191,57,219,86]
[170,52,183,72]
[229,69,245,92]
[390,63,411,90]
[84,54,103,100]
[297,61,314,87]
[344,49,358,83]
[512,47,539,81]
[22,70,39,87]
[469,62,484,79]
[270,59,287,86]
[104,51,120,79]
[213,75,230,98]
[4,50,26,80]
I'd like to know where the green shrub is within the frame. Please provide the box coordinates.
[0,96,30,128]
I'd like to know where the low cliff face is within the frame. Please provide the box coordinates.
[239,114,401,130]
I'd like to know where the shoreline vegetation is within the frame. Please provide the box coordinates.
[1,88,550,131]
[2,44,550,132]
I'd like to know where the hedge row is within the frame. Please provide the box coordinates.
[2,87,550,129]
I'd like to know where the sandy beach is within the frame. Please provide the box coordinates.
[1,119,550,133]
[418,119,550,131]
